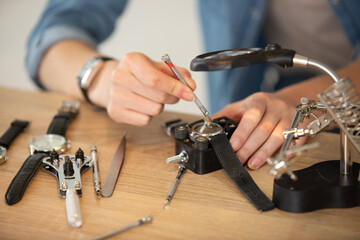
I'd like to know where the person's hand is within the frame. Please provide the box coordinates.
[89,52,196,126]
[212,92,306,170]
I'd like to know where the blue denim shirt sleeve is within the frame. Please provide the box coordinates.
[198,0,267,113]
[26,0,128,88]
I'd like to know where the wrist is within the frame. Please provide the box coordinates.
[87,59,119,107]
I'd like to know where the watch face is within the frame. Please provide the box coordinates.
[29,134,68,154]
[189,122,224,141]
[0,146,7,164]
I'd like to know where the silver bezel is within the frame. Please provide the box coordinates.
[29,134,69,155]
[189,122,224,142]
[0,146,8,164]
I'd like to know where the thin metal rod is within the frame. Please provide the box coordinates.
[162,54,212,123]
[163,165,186,209]
[92,215,153,240]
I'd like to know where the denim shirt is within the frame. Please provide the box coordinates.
[26,0,360,113]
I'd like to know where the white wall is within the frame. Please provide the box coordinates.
[0,0,208,115]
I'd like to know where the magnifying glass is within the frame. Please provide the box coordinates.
[190,44,296,71]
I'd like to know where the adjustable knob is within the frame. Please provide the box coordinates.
[166,151,189,164]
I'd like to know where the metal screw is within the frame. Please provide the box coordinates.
[61,182,68,190]
[301,97,309,105]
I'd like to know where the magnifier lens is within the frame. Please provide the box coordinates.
[203,48,261,60]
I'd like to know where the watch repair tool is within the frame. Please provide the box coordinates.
[0,120,29,164]
[5,100,80,205]
[191,43,360,213]
[42,148,92,228]
[102,131,127,197]
[162,54,212,123]
[163,164,186,209]
[166,117,274,211]
[92,214,153,240]
[91,144,102,195]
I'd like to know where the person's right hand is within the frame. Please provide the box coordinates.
[88,52,196,126]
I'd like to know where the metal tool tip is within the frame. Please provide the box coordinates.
[91,144,97,151]
[142,215,153,224]
[163,200,169,209]
[161,54,170,62]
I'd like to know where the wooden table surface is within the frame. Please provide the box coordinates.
[0,86,359,240]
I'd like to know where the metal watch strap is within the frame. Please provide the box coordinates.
[211,133,274,211]
[0,120,29,149]
[77,56,115,103]
[5,152,48,205]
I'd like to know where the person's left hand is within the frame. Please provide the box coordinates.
[212,92,306,170]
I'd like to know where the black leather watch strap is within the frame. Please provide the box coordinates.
[0,120,29,149]
[5,152,48,205]
[211,133,274,211]
[47,112,73,136]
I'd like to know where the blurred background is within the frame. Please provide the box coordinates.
[0,0,208,115]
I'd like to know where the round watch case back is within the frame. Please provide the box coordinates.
[189,122,224,142]
[29,134,69,155]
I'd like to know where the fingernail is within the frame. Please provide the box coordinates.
[182,89,194,101]
[230,137,241,151]
[248,156,262,170]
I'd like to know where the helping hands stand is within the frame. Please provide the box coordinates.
[268,77,360,212]
[190,44,360,213]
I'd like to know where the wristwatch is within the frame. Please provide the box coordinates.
[0,120,29,164]
[5,101,80,205]
[174,117,274,211]
[77,56,115,103]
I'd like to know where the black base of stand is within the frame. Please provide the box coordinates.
[273,160,360,213]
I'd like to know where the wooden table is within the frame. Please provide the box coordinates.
[0,87,359,240]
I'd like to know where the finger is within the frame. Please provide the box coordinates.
[212,102,246,121]
[112,86,164,117]
[112,68,179,104]
[235,113,280,164]
[120,53,195,101]
[107,106,152,126]
[229,103,266,152]
[247,120,288,169]
[155,62,196,91]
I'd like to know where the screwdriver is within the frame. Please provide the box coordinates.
[163,164,186,209]
[162,54,212,123]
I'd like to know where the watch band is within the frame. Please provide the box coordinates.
[47,101,80,136]
[5,101,79,205]
[77,56,115,103]
[47,112,74,136]
[0,120,29,149]
[5,152,48,205]
[211,133,275,211]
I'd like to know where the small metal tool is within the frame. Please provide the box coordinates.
[162,54,212,123]
[92,215,153,240]
[42,148,92,228]
[91,145,102,195]
[163,164,186,209]
[102,131,127,197]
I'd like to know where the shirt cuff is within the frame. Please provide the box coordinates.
[26,25,97,89]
